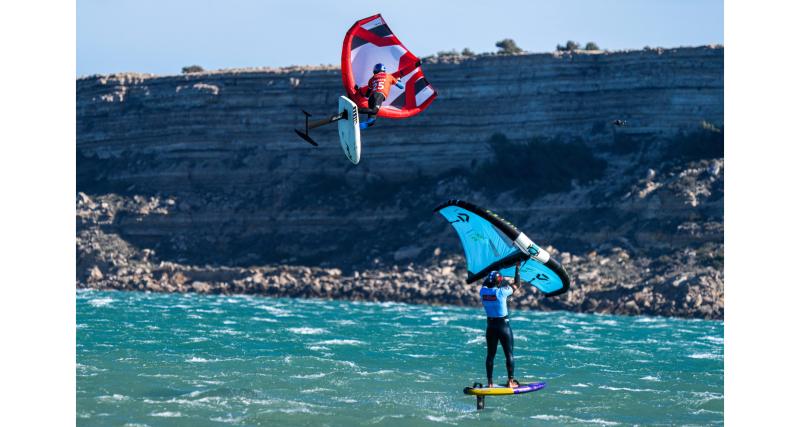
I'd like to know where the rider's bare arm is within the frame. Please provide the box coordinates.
[509,261,522,294]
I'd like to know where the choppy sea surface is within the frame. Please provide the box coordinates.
[77,290,723,426]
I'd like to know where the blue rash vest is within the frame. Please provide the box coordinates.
[480,285,513,318]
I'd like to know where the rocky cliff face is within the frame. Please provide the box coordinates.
[76,46,724,319]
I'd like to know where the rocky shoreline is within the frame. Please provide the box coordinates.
[78,193,723,320]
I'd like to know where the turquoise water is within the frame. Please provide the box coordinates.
[77,290,723,426]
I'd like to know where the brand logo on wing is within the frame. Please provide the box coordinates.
[449,212,470,224]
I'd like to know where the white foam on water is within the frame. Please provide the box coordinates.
[557,390,580,395]
[404,353,435,358]
[313,339,364,346]
[88,297,114,307]
[333,360,359,368]
[691,408,724,416]
[572,383,591,388]
[701,335,724,344]
[187,337,208,343]
[688,352,722,360]
[425,415,457,425]
[251,317,278,323]
[291,373,327,379]
[622,348,651,356]
[640,375,661,382]
[211,328,241,336]
[301,387,332,393]
[288,327,328,335]
[466,336,483,345]
[186,357,210,363]
[97,394,129,402]
[330,319,356,326]
[451,326,483,334]
[256,305,292,317]
[531,415,620,426]
[356,369,394,376]
[150,411,182,417]
[222,320,237,325]
[306,345,331,352]
[566,344,599,351]
[530,415,560,421]
[599,385,658,392]
[690,391,724,404]
[210,415,244,424]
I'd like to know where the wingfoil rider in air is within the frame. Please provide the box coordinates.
[481,262,524,388]
[353,63,404,129]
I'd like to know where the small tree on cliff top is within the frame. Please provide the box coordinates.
[495,39,523,55]
[182,65,205,74]
[556,40,580,52]
[584,41,600,50]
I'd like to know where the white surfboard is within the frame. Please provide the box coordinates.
[337,96,361,165]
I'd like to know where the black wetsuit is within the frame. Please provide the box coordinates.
[485,316,514,382]
[481,267,520,383]
[358,92,385,122]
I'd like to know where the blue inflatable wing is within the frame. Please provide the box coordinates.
[435,200,570,297]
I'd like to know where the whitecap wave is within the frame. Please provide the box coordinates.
[688,352,722,360]
[531,415,619,426]
[88,297,114,307]
[291,373,327,379]
[301,387,332,393]
[313,339,364,346]
[701,335,724,345]
[288,327,328,335]
[599,385,658,392]
[256,305,292,317]
[566,344,599,351]
[150,411,182,417]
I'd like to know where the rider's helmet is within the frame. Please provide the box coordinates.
[486,271,504,287]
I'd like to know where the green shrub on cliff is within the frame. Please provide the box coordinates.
[557,40,580,52]
[436,49,460,58]
[496,39,523,55]
[584,41,600,50]
[181,65,205,74]
[665,121,724,161]
[473,133,607,199]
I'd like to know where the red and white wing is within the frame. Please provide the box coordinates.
[341,14,437,119]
